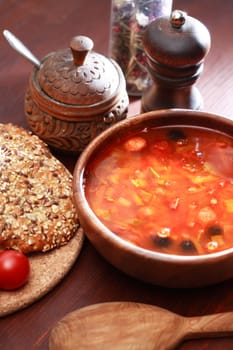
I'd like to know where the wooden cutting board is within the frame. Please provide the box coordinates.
[0,227,84,317]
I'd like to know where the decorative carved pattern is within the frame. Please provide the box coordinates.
[38,49,118,105]
[25,89,128,154]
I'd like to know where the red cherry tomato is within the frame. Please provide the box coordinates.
[0,250,30,290]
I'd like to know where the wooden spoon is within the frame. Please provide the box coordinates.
[49,301,233,350]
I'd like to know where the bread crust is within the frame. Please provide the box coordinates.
[0,123,80,253]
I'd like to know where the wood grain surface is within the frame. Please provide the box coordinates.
[1,0,233,349]
[49,302,233,350]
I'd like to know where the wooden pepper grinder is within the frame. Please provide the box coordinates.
[141,10,211,112]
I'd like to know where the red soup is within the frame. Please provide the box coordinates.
[84,126,233,256]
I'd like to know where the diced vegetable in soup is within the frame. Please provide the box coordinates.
[84,126,233,256]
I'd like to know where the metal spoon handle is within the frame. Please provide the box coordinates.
[3,29,40,68]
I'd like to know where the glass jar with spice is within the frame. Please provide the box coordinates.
[111,0,173,96]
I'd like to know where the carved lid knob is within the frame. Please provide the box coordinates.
[70,35,94,66]
[143,10,211,73]
[37,35,120,106]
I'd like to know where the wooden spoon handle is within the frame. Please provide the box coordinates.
[186,312,233,340]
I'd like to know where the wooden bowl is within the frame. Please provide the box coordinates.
[73,109,233,288]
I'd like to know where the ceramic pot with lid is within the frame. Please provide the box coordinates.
[25,35,129,153]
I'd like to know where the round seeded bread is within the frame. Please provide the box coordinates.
[0,123,80,254]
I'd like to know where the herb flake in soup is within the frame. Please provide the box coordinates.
[84,126,233,256]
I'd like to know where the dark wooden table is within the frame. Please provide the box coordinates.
[1,0,233,349]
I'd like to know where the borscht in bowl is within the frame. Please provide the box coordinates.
[73,109,233,287]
